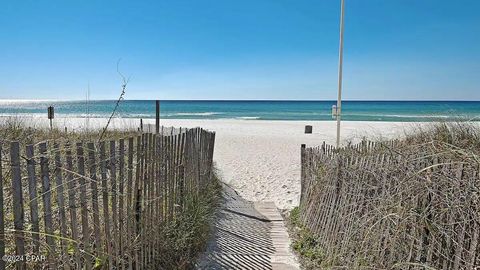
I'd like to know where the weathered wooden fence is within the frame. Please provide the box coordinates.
[300,140,479,269]
[0,127,215,269]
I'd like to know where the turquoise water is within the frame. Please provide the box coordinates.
[0,100,479,122]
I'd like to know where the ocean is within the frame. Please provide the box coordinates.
[0,100,479,122]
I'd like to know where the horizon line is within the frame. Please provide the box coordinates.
[1,99,480,102]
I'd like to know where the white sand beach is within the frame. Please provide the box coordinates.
[156,120,414,210]
[3,116,416,209]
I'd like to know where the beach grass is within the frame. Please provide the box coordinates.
[292,122,480,269]
[0,115,140,143]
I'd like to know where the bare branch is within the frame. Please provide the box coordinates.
[98,59,129,141]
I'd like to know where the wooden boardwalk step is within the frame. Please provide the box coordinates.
[196,185,299,270]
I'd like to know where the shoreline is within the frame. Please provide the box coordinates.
[0,114,477,122]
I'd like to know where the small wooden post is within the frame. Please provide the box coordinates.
[155,100,160,134]
[48,106,54,130]
[140,119,143,132]
[305,125,313,134]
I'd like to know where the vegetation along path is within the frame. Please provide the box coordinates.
[196,185,299,269]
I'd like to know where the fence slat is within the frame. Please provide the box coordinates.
[452,164,466,270]
[11,142,26,269]
[75,142,91,269]
[53,143,68,256]
[26,144,40,254]
[168,135,174,221]
[140,134,146,268]
[133,135,142,270]
[127,137,134,270]
[118,138,125,269]
[39,142,56,265]
[86,142,102,257]
[110,140,119,267]
[178,132,186,210]
[147,133,154,265]
[0,143,5,270]
[154,135,161,258]
[99,141,112,267]
[65,144,82,267]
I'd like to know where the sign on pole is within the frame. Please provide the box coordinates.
[47,106,54,130]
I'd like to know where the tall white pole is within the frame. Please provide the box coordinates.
[336,0,345,148]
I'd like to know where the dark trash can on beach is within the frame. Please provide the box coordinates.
[305,125,312,134]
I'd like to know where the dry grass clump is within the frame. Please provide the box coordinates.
[403,122,480,153]
[296,122,480,269]
[0,116,139,143]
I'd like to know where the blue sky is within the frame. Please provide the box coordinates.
[1,0,479,100]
